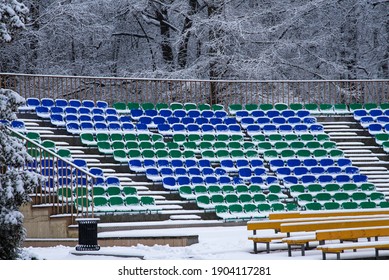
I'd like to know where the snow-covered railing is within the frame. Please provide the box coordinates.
[1,73,389,106]
[7,127,97,222]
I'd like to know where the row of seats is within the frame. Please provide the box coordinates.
[296,191,386,206]
[246,123,324,136]
[289,183,376,195]
[282,174,368,187]
[113,101,225,113]
[23,97,108,110]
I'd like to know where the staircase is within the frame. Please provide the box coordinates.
[319,114,389,197]
[17,111,218,225]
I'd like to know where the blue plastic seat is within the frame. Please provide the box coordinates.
[317,174,333,184]
[319,158,335,167]
[236,110,249,121]
[335,174,352,184]
[296,110,310,118]
[105,108,118,116]
[352,174,368,184]
[64,107,78,115]
[36,106,50,118]
[287,158,302,168]
[94,122,108,132]
[50,114,65,127]
[41,98,55,108]
[240,117,255,129]
[294,166,309,177]
[54,98,68,108]
[96,100,108,109]
[368,123,383,135]
[236,159,250,169]
[303,158,318,167]
[269,159,285,170]
[266,110,280,118]
[108,122,122,132]
[215,110,228,118]
[159,109,173,118]
[282,110,295,118]
[278,124,293,134]
[256,117,271,128]
[145,109,158,118]
[66,122,80,134]
[294,124,309,134]
[25,97,40,109]
[201,124,215,134]
[81,100,94,108]
[262,124,277,134]
[201,110,214,118]
[69,99,82,108]
[301,175,316,185]
[187,110,201,118]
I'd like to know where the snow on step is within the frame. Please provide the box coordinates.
[327,132,358,136]
[169,215,201,220]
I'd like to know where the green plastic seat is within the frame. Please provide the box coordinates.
[42,140,56,151]
[141,102,155,110]
[315,192,332,204]
[179,186,195,199]
[227,141,242,150]
[295,149,311,159]
[125,141,139,150]
[127,149,142,159]
[341,183,358,193]
[319,104,334,114]
[138,134,151,142]
[304,202,322,211]
[26,132,41,143]
[184,102,197,111]
[216,149,230,160]
[329,149,344,158]
[57,149,72,159]
[183,141,198,152]
[173,134,187,144]
[201,150,216,160]
[216,134,230,142]
[369,192,385,202]
[274,141,289,152]
[170,102,184,110]
[251,134,266,142]
[333,104,349,114]
[214,141,228,150]
[322,141,337,150]
[349,103,363,112]
[312,149,328,158]
[316,134,330,143]
[166,142,180,150]
[324,183,341,193]
[351,192,368,202]
[245,149,259,159]
[268,134,283,143]
[360,183,376,193]
[249,184,262,194]
[236,185,250,194]
[198,103,211,111]
[243,142,256,150]
[274,103,288,111]
[359,201,377,209]
[333,192,350,202]
[379,201,389,208]
[212,104,225,111]
[155,149,169,159]
[153,141,166,150]
[113,102,128,112]
[156,103,169,111]
[284,134,299,143]
[93,196,109,209]
[245,103,258,111]
[290,184,305,196]
[253,193,267,203]
[297,193,314,205]
[305,141,321,150]
[228,104,243,114]
[263,150,278,161]
[151,134,164,142]
[122,186,137,196]
[267,194,280,202]
[110,133,123,142]
[307,184,323,193]
[286,202,299,211]
[114,149,128,162]
[271,202,286,212]
[323,201,341,210]
[97,141,113,154]
[304,103,320,114]
[208,185,222,195]
[259,103,273,111]
[281,149,296,159]
[96,133,110,143]
[289,141,305,150]
[199,141,213,150]
[80,133,96,146]
[230,149,245,159]
[300,134,315,143]
[183,150,196,159]
[380,103,389,110]
[289,103,303,111]
[124,133,137,142]
[57,186,73,199]
[202,134,215,143]
[211,194,226,206]
[111,141,125,151]
[341,201,358,209]
[138,140,152,150]
[257,203,272,212]
[221,185,235,194]
[142,149,156,159]
[196,195,213,209]
[188,134,201,144]
[238,194,253,204]
[127,102,140,110]
[257,142,272,152]
[364,103,378,111]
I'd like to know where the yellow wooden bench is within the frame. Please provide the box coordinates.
[316,226,389,259]
[317,241,389,260]
[268,209,389,220]
[248,214,389,253]
[280,217,389,256]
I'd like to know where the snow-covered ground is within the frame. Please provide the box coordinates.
[23,225,389,260]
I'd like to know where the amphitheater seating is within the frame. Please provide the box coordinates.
[20,99,389,221]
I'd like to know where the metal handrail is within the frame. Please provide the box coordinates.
[1,72,389,83]
[6,126,97,221]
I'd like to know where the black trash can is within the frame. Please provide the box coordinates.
[75,218,100,251]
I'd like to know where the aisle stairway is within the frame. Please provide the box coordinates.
[319,115,389,197]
